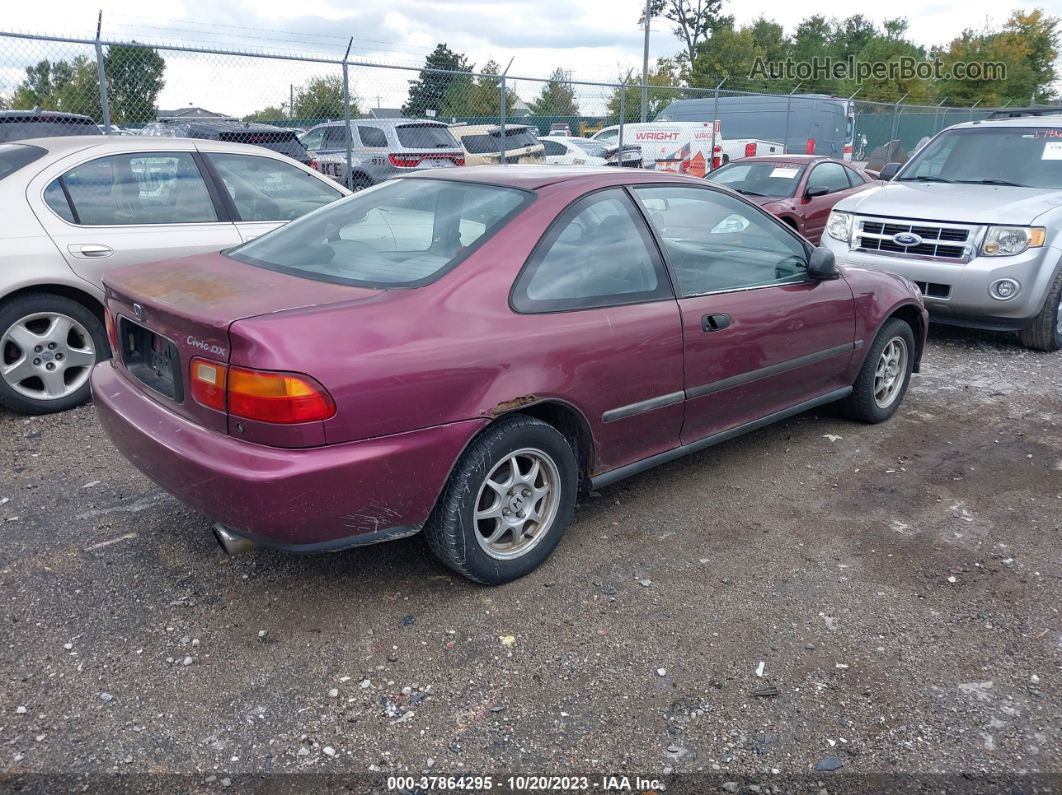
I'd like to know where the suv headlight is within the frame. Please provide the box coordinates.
[981,226,1046,257]
[826,210,853,243]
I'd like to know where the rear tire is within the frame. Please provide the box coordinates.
[839,318,916,424]
[1018,271,1062,352]
[349,173,372,192]
[424,415,578,585]
[0,293,108,415]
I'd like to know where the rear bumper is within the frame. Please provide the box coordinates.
[91,362,485,548]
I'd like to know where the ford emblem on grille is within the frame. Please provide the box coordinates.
[133,303,145,322]
[892,231,922,247]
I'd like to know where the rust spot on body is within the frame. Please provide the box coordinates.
[485,395,539,417]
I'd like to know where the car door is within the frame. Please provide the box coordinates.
[510,187,685,470]
[200,150,345,241]
[629,184,856,444]
[29,149,241,290]
[801,161,855,243]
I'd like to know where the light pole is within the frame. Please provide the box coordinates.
[641,0,651,122]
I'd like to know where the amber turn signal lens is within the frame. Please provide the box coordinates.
[189,358,334,423]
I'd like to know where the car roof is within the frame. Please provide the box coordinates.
[950,115,1062,129]
[314,118,447,129]
[402,164,709,190]
[150,119,297,135]
[735,154,826,163]
[449,124,532,135]
[11,134,306,158]
[0,110,96,121]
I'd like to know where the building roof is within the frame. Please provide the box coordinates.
[156,107,233,120]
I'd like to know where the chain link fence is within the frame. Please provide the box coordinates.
[2,28,1058,187]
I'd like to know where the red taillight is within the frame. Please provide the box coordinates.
[744,142,756,158]
[453,156,465,166]
[105,310,118,354]
[309,157,319,171]
[712,145,721,170]
[189,357,335,424]
[806,138,816,154]
[388,153,423,168]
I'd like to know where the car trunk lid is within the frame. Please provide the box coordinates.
[104,252,380,434]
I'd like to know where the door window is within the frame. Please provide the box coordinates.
[300,127,325,151]
[632,186,808,297]
[322,126,350,149]
[807,162,852,193]
[512,188,671,312]
[540,140,566,157]
[206,153,342,222]
[46,152,217,225]
[357,126,388,148]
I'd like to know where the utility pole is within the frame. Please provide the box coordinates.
[641,0,651,122]
[290,84,295,120]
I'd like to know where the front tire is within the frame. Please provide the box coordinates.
[424,415,578,585]
[839,318,916,423]
[0,294,108,415]
[1018,271,1062,352]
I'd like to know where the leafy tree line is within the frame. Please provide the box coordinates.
[7,44,165,124]
[644,2,1059,105]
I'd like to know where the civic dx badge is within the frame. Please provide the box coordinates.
[892,231,923,247]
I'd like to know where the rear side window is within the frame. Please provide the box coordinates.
[396,124,458,149]
[51,152,218,225]
[512,188,671,313]
[0,143,46,181]
[541,140,566,156]
[229,179,530,287]
[357,126,388,148]
[207,153,341,222]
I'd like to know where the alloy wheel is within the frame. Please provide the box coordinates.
[873,336,908,409]
[0,312,96,401]
[473,447,561,561]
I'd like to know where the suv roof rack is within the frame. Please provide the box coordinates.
[984,107,1062,120]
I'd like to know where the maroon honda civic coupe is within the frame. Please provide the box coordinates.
[92,166,926,584]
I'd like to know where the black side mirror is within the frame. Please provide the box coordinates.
[878,162,902,181]
[805,184,830,198]
[807,247,840,281]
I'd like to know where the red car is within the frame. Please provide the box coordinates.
[708,155,879,244]
[92,167,926,584]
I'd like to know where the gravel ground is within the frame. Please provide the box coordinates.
[0,327,1059,792]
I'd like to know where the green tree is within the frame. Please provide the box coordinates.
[11,57,101,119]
[104,44,165,125]
[528,67,580,117]
[688,21,768,89]
[642,0,731,65]
[789,14,838,93]
[463,60,517,118]
[293,75,352,121]
[403,43,474,118]
[607,59,683,122]
[244,105,288,123]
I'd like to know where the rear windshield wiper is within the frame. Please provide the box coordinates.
[897,175,954,183]
[953,178,1026,187]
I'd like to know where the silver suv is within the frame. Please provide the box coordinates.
[300,119,464,188]
[822,115,1062,351]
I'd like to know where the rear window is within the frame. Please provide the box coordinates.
[228,179,531,288]
[0,143,47,180]
[396,124,459,149]
[460,129,539,154]
[218,130,308,161]
[0,117,100,142]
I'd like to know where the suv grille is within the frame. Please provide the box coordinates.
[857,219,973,261]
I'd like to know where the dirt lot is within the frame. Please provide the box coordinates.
[0,327,1059,792]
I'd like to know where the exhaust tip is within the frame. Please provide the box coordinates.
[212,523,257,556]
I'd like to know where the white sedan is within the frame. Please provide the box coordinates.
[0,136,348,414]
[539,136,609,166]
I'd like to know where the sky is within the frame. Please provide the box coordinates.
[0,0,1056,117]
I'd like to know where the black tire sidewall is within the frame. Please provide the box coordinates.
[429,417,578,585]
[0,294,108,415]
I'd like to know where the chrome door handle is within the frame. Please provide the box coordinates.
[72,244,113,258]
